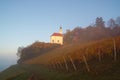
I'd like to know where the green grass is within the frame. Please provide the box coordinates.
[0,63,120,80]
[0,65,30,80]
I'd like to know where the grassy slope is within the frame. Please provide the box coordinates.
[0,65,30,80]
[0,36,120,80]
[0,63,120,80]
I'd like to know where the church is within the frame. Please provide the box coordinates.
[50,27,63,45]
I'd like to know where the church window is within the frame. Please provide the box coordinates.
[52,40,54,43]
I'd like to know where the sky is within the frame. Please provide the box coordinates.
[0,0,120,70]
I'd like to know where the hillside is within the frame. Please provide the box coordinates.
[0,36,120,80]
[23,36,120,76]
[0,62,120,80]
[24,36,120,65]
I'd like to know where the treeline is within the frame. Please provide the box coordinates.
[17,42,61,63]
[64,17,120,44]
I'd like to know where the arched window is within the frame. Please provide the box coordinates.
[52,40,54,43]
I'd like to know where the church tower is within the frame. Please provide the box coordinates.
[59,26,62,34]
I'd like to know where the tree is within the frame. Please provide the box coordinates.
[116,16,120,26]
[107,18,116,29]
[63,29,73,44]
[17,41,61,63]
[16,47,24,57]
[95,17,105,28]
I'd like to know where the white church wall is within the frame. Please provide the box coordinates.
[50,36,63,45]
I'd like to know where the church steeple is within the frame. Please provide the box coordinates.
[59,26,62,34]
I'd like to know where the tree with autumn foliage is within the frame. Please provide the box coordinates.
[64,17,120,44]
[17,41,61,63]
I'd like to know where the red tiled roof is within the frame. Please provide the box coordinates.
[51,33,63,36]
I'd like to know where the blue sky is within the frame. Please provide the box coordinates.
[0,0,120,67]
